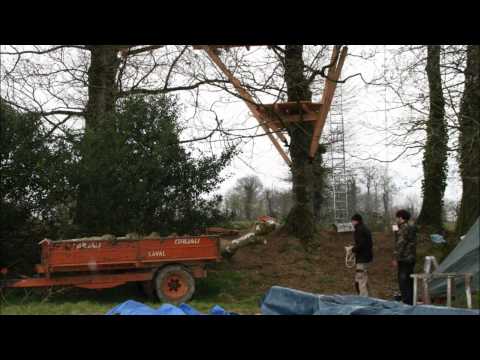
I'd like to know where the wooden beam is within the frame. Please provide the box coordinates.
[308,46,348,158]
[254,106,289,141]
[413,276,418,305]
[301,103,312,114]
[423,277,431,305]
[264,114,319,126]
[465,275,472,309]
[446,276,452,307]
[199,45,291,166]
[256,102,323,127]
[196,47,287,144]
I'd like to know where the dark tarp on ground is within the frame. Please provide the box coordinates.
[260,286,479,315]
[429,217,479,297]
[106,300,237,315]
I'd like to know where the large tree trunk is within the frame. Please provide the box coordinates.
[312,146,327,222]
[457,45,480,235]
[283,45,324,244]
[417,45,448,233]
[84,46,121,130]
[75,46,122,233]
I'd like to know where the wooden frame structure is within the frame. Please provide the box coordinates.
[411,255,474,309]
[193,45,348,165]
[411,273,474,309]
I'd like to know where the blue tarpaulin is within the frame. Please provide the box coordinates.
[430,234,447,244]
[260,286,479,315]
[106,286,479,315]
[106,300,237,315]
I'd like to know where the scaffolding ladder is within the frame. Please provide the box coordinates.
[326,85,352,232]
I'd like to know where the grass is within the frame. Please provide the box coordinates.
[0,266,263,315]
[451,293,480,310]
[1,228,476,315]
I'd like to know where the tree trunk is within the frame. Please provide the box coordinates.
[366,177,372,220]
[457,45,480,235]
[265,190,277,218]
[84,46,121,130]
[348,177,358,217]
[382,180,390,232]
[312,146,327,222]
[75,46,122,233]
[283,45,324,244]
[417,45,448,233]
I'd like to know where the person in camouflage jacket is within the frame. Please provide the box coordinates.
[393,209,417,305]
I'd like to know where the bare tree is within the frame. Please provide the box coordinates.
[0,45,229,136]
[417,45,448,232]
[264,189,277,218]
[380,171,397,231]
[456,45,480,235]
[1,44,374,244]
[235,175,264,221]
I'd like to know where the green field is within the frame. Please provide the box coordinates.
[0,267,263,315]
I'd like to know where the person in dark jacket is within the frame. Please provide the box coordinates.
[392,209,417,305]
[351,213,373,297]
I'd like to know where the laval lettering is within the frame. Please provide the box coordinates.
[148,250,166,257]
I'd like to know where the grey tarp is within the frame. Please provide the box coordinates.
[429,217,479,297]
[260,286,479,315]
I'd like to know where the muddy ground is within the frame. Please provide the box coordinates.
[216,228,399,300]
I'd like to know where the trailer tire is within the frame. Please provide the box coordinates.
[154,265,195,304]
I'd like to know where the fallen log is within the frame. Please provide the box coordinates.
[220,217,279,258]
[221,232,261,258]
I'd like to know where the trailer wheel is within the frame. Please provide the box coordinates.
[154,265,195,304]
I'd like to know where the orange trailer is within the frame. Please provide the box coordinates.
[0,234,221,303]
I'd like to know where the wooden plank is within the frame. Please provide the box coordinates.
[413,272,473,279]
[202,45,289,143]
[257,103,323,125]
[270,114,319,124]
[423,277,431,305]
[309,46,348,158]
[452,277,456,305]
[413,276,418,306]
[257,104,287,137]
[301,103,312,114]
[465,275,472,309]
[200,46,291,166]
[447,277,452,307]
[309,46,347,157]
[262,101,323,113]
[256,111,288,142]
[257,104,291,134]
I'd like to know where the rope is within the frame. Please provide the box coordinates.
[345,246,356,268]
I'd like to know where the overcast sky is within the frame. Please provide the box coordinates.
[1,45,463,209]
[178,45,463,208]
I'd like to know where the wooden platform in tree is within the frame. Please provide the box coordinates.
[193,45,348,164]
[256,101,323,129]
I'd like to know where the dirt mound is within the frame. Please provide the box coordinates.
[218,228,398,300]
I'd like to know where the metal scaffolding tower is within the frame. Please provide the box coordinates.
[326,85,350,226]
